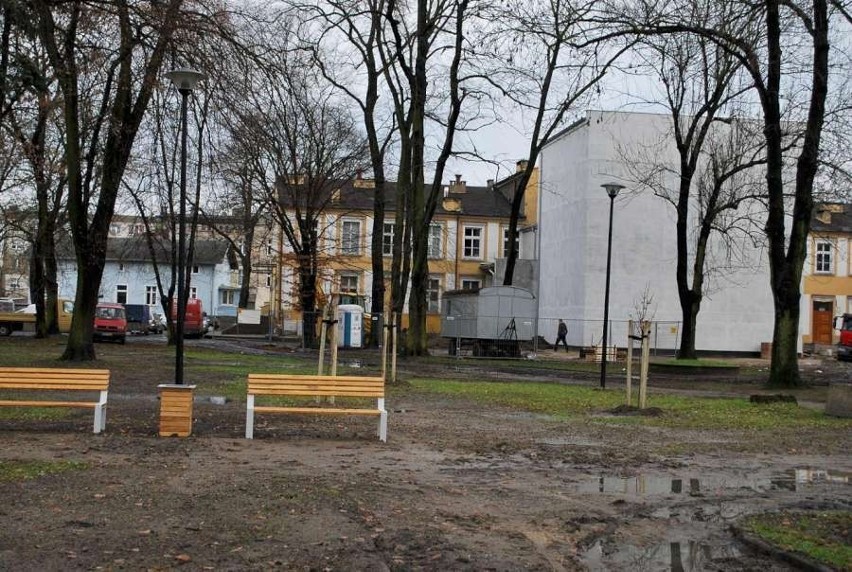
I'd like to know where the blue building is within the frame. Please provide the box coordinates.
[57,237,238,319]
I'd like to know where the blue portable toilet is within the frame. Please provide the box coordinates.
[337,304,363,348]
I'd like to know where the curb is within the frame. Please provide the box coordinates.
[731,526,836,572]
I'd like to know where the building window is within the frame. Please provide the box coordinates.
[221,290,235,305]
[503,226,519,257]
[118,263,125,272]
[9,279,20,290]
[265,238,273,256]
[461,279,481,291]
[192,265,200,274]
[189,287,197,299]
[266,273,272,287]
[341,220,361,255]
[427,277,441,313]
[463,226,482,259]
[340,273,359,294]
[382,222,395,256]
[815,241,833,273]
[116,285,128,304]
[145,286,158,306]
[428,223,442,258]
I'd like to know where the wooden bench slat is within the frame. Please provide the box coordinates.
[0,400,98,408]
[248,387,383,395]
[254,406,382,416]
[0,383,109,390]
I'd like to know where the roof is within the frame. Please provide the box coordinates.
[277,178,514,219]
[811,203,851,233]
[58,237,229,265]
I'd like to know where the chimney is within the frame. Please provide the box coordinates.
[449,174,467,194]
[516,159,529,173]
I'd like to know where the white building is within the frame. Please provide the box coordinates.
[538,110,776,354]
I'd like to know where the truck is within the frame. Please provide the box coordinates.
[171,297,208,338]
[836,314,852,361]
[441,286,536,357]
[0,299,74,336]
[125,304,153,335]
[93,302,127,344]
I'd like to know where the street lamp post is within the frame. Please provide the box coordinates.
[600,182,624,389]
[166,68,205,385]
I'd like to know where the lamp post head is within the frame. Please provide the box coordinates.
[601,182,625,199]
[165,68,206,93]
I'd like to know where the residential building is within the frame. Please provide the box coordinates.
[801,203,851,349]
[538,110,776,354]
[56,237,232,318]
[277,167,538,333]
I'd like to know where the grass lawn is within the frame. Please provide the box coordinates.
[741,511,851,569]
[0,459,87,482]
[408,379,852,431]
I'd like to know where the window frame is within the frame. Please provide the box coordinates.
[116,284,128,305]
[341,219,361,256]
[426,276,441,313]
[815,240,833,274]
[462,225,483,260]
[382,222,395,257]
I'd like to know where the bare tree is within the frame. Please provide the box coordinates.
[479,0,632,286]
[621,0,842,386]
[623,28,770,359]
[30,0,190,360]
[301,0,396,348]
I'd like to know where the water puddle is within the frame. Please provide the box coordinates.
[570,468,850,496]
[581,538,742,571]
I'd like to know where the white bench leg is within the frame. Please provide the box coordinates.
[94,391,108,434]
[378,398,387,442]
[246,394,255,439]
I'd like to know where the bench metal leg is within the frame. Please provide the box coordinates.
[246,394,255,439]
[94,391,108,434]
[378,398,387,442]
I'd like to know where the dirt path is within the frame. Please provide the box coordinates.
[0,337,849,570]
[0,387,849,571]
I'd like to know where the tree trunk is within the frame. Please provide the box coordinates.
[769,304,801,387]
[678,295,700,360]
[61,252,103,361]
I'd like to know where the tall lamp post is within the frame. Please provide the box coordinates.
[600,182,624,389]
[166,68,206,385]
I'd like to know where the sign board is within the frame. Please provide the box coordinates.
[238,309,261,325]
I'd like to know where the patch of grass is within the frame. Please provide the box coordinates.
[408,379,852,431]
[0,405,73,421]
[657,358,738,368]
[741,511,851,569]
[0,459,87,482]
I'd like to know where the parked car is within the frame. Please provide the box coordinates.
[93,303,127,344]
[149,312,165,334]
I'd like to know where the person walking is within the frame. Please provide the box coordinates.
[555,319,568,351]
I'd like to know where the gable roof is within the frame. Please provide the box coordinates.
[277,178,514,219]
[58,237,229,266]
[811,203,851,233]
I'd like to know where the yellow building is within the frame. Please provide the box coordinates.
[801,203,851,348]
[272,165,540,334]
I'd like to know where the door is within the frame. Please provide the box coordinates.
[812,300,834,345]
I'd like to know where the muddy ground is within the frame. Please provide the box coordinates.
[0,335,849,571]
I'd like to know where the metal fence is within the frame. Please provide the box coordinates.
[444,316,683,359]
[275,311,682,357]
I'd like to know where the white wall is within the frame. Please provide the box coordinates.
[539,111,775,353]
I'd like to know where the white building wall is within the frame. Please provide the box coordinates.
[539,111,775,353]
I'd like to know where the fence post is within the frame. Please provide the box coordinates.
[639,320,651,409]
[626,319,633,406]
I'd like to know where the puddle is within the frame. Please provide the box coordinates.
[538,437,603,447]
[570,468,850,496]
[581,538,742,571]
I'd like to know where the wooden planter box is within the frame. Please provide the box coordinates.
[158,384,196,437]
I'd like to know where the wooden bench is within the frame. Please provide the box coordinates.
[246,374,387,441]
[0,368,109,434]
